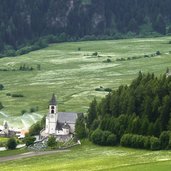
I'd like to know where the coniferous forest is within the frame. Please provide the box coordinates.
[83,72,171,150]
[1,0,171,56]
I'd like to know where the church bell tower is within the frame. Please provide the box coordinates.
[45,94,58,134]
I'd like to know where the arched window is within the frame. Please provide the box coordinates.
[51,109,54,114]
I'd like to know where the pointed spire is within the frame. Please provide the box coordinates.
[49,93,57,105]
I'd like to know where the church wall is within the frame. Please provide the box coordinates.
[49,122,56,134]
[69,123,75,133]
[45,117,49,133]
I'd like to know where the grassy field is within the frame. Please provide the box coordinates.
[0,141,171,171]
[0,36,171,128]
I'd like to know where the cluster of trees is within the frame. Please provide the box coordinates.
[1,0,171,56]
[81,71,171,150]
[19,64,34,71]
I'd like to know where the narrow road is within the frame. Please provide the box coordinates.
[0,149,70,163]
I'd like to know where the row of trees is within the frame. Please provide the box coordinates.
[78,71,171,150]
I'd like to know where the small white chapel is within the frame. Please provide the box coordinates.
[41,94,78,139]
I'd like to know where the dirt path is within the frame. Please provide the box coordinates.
[0,149,70,163]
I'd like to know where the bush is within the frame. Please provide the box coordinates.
[156,51,161,55]
[104,88,112,92]
[11,93,24,98]
[150,136,160,150]
[159,131,170,149]
[24,135,36,147]
[120,134,133,147]
[30,107,39,113]
[6,93,11,96]
[91,129,103,145]
[107,134,117,146]
[0,102,4,110]
[47,136,57,148]
[120,134,157,149]
[92,52,98,56]
[21,109,27,115]
[0,84,4,90]
[91,129,117,146]
[6,137,17,150]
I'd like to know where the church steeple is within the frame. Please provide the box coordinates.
[49,94,57,114]
[49,93,57,105]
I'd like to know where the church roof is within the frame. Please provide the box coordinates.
[49,94,57,105]
[62,122,70,129]
[58,112,78,124]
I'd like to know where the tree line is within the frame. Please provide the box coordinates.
[1,0,171,56]
[76,71,171,150]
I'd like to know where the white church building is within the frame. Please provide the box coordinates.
[41,94,78,139]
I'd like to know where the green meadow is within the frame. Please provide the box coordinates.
[0,141,171,171]
[0,36,171,128]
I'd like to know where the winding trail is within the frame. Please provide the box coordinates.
[0,149,70,163]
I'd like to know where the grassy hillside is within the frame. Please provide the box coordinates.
[0,36,171,128]
[0,141,171,171]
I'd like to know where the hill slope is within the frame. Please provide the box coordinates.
[1,0,171,51]
[0,37,171,128]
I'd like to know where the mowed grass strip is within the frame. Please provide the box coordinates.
[0,36,171,128]
[0,141,171,171]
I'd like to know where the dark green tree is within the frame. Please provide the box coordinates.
[87,98,97,129]
[47,136,57,148]
[6,137,17,150]
[24,134,36,147]
[75,114,87,139]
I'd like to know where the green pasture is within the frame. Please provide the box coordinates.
[0,137,9,147]
[0,36,171,128]
[0,141,171,171]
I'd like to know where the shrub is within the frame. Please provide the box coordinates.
[156,51,161,55]
[92,52,98,56]
[150,136,160,150]
[107,133,117,146]
[21,109,27,115]
[91,129,117,146]
[159,131,170,149]
[121,134,152,149]
[0,84,4,90]
[47,136,57,148]
[6,137,17,150]
[24,135,36,147]
[91,129,104,145]
[101,131,111,145]
[106,58,112,63]
[0,102,3,110]
[11,94,24,98]
[6,93,11,96]
[120,134,133,147]
[104,88,112,92]
[30,107,38,113]
[144,136,151,149]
